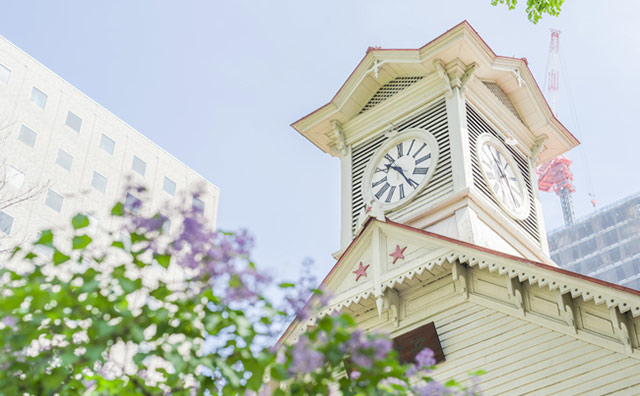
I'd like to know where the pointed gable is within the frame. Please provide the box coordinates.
[281,219,640,392]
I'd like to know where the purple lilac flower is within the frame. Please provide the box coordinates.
[372,336,393,360]
[415,348,436,368]
[122,186,269,305]
[1,315,17,327]
[408,347,437,376]
[350,351,373,369]
[342,330,393,369]
[463,375,483,396]
[412,380,445,396]
[288,336,324,375]
[350,370,361,380]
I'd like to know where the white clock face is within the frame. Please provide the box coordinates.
[477,134,529,219]
[364,130,439,209]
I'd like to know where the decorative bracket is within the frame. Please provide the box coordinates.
[557,291,577,334]
[386,289,401,327]
[512,69,526,88]
[610,307,633,354]
[506,277,525,316]
[328,120,348,157]
[433,60,453,98]
[372,59,381,79]
[530,135,547,166]
[452,261,469,300]
[459,62,478,92]
[375,288,401,327]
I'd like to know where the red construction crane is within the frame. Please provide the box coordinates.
[537,30,577,226]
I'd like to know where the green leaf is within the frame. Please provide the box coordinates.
[53,250,70,265]
[72,214,90,230]
[278,282,295,289]
[61,352,79,366]
[10,246,21,258]
[72,235,92,250]
[133,352,146,365]
[35,230,54,246]
[150,285,171,300]
[445,379,461,388]
[111,202,124,216]
[130,232,146,244]
[229,274,242,288]
[119,277,142,294]
[154,254,171,268]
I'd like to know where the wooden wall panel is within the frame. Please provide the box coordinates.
[400,301,640,395]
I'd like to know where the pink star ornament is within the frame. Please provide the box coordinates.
[389,245,407,264]
[353,262,370,281]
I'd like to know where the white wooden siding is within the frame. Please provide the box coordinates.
[417,301,640,395]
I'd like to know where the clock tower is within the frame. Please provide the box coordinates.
[291,22,578,263]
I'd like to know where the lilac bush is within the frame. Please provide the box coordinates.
[0,189,483,395]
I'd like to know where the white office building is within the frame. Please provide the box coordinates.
[0,35,220,246]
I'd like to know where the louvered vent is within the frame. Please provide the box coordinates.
[467,104,540,243]
[359,77,424,114]
[482,81,522,122]
[351,99,453,233]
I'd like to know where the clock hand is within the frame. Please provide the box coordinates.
[487,149,507,179]
[390,165,418,188]
[506,179,519,207]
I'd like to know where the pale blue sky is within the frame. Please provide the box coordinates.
[1,1,638,281]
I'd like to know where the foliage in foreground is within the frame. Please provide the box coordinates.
[0,189,482,395]
[491,0,565,23]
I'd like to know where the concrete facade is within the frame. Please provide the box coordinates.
[549,193,640,291]
[0,35,219,247]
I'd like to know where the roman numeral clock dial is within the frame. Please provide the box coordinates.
[476,134,530,220]
[363,129,440,210]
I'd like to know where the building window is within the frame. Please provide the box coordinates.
[56,149,73,171]
[119,231,132,252]
[162,217,171,234]
[6,165,25,189]
[29,87,47,110]
[45,189,64,213]
[124,192,141,214]
[18,124,37,148]
[193,196,205,216]
[132,155,146,176]
[91,171,107,193]
[0,210,14,235]
[162,176,176,196]
[99,134,115,155]
[0,63,10,84]
[34,232,54,258]
[65,111,82,133]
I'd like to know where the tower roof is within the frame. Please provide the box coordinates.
[291,21,579,164]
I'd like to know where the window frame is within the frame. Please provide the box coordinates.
[162,176,176,196]
[45,188,64,213]
[18,124,37,148]
[29,86,48,110]
[131,155,147,176]
[65,111,83,133]
[91,171,108,193]
[99,134,115,155]
[55,148,73,171]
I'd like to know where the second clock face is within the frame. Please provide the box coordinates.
[477,134,529,219]
[369,134,435,206]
